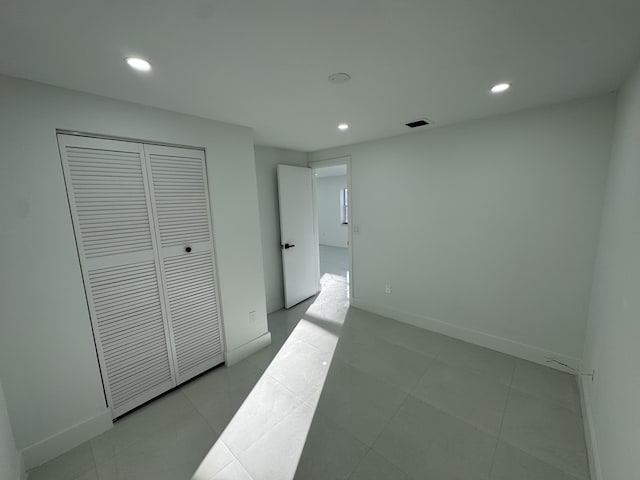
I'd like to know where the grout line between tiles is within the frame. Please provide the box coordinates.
[365,388,416,479]
[487,362,517,478]
[345,446,373,480]
[219,439,255,480]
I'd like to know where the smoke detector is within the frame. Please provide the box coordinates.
[328,73,351,84]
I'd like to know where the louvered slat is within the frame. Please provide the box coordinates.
[162,251,222,380]
[148,152,212,248]
[65,145,154,258]
[88,261,173,413]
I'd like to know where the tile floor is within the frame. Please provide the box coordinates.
[319,245,349,278]
[28,252,589,480]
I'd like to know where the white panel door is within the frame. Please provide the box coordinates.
[58,134,176,418]
[144,144,224,384]
[277,165,319,308]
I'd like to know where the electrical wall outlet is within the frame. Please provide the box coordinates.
[385,284,392,294]
[249,310,256,323]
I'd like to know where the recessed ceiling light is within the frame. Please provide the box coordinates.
[125,57,152,72]
[338,123,349,131]
[490,82,511,93]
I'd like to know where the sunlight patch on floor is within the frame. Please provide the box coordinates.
[192,273,348,480]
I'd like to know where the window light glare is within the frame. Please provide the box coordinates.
[338,123,349,131]
[490,82,511,93]
[125,57,152,72]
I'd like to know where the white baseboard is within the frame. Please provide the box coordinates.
[578,375,602,480]
[350,297,581,373]
[21,410,112,470]
[225,332,272,366]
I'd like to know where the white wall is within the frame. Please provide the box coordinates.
[0,75,268,467]
[317,175,348,248]
[254,146,308,313]
[582,60,640,480]
[0,380,23,480]
[310,95,615,368]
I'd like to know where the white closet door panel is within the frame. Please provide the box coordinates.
[164,252,222,378]
[146,148,212,248]
[62,140,155,259]
[58,134,177,418]
[144,144,224,384]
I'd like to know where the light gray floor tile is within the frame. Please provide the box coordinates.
[90,389,202,465]
[381,321,446,358]
[182,360,264,403]
[267,339,333,403]
[316,358,408,446]
[178,371,235,410]
[115,444,171,480]
[500,390,589,479]
[336,325,433,392]
[28,441,96,480]
[189,386,248,435]
[342,307,397,336]
[95,459,118,480]
[46,462,115,480]
[222,374,301,455]
[511,360,580,412]
[223,359,266,395]
[89,423,122,466]
[210,458,253,480]
[75,469,100,480]
[247,340,283,371]
[438,337,516,385]
[373,396,498,480]
[238,402,316,480]
[348,450,413,480]
[491,440,582,480]
[412,359,510,435]
[115,411,217,480]
[319,245,349,277]
[164,420,219,479]
[268,298,316,338]
[192,441,235,480]
[288,317,342,354]
[294,413,369,480]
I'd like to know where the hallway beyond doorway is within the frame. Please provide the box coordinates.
[319,245,348,278]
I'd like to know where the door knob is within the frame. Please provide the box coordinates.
[282,243,295,249]
[185,246,192,253]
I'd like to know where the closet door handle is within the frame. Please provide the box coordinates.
[185,246,192,253]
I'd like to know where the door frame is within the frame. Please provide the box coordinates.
[308,156,353,299]
[57,130,227,417]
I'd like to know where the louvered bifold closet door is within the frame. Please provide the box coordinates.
[144,144,224,384]
[58,135,176,418]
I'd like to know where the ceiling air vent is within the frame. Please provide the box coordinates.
[405,118,431,128]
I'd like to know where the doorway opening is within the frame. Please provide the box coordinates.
[310,157,352,296]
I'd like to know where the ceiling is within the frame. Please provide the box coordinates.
[1,0,640,152]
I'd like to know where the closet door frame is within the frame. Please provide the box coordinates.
[58,134,179,418]
[56,133,227,419]
[142,144,226,384]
